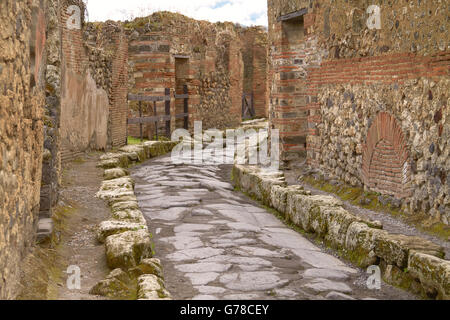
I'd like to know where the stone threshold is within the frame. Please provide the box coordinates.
[231,164,450,300]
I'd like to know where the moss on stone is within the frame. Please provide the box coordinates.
[301,175,450,241]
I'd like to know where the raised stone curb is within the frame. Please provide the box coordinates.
[90,141,177,300]
[137,274,172,300]
[232,164,449,300]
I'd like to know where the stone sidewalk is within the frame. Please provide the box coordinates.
[132,156,415,300]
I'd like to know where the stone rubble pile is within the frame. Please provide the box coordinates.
[232,165,450,300]
[91,141,177,300]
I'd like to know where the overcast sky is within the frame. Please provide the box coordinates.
[85,0,268,26]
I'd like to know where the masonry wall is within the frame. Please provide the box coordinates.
[59,1,128,162]
[126,12,269,138]
[0,0,46,299]
[268,0,449,224]
[40,0,62,227]
[84,22,129,148]
[240,27,270,118]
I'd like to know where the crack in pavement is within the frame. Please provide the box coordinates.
[132,156,416,300]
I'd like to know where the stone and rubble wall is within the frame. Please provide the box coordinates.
[268,0,449,224]
[126,13,269,138]
[38,0,129,237]
[59,0,128,162]
[38,0,61,239]
[0,0,46,299]
[84,22,129,148]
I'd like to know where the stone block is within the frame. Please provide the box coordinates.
[374,234,444,269]
[112,209,146,224]
[105,230,153,269]
[344,222,388,268]
[97,220,148,244]
[408,251,450,300]
[104,168,129,180]
[137,274,171,300]
[90,269,133,299]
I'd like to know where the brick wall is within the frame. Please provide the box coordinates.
[0,0,45,299]
[240,27,269,119]
[100,25,129,148]
[268,0,449,224]
[126,13,268,136]
[268,0,320,163]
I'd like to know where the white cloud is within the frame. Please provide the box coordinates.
[84,0,268,26]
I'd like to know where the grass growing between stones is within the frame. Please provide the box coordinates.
[16,205,76,300]
[72,157,86,164]
[127,136,148,145]
[302,175,450,241]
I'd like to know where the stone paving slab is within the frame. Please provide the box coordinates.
[132,156,417,300]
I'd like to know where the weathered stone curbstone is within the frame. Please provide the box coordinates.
[90,269,134,299]
[374,234,445,269]
[344,222,388,268]
[99,177,135,191]
[97,158,121,169]
[99,153,129,168]
[111,200,140,213]
[104,168,129,180]
[408,251,450,300]
[97,188,135,202]
[119,145,146,162]
[325,207,361,248]
[137,274,171,300]
[105,230,153,269]
[143,141,171,158]
[107,194,138,206]
[112,209,146,224]
[97,220,148,244]
[232,163,449,299]
[129,258,164,279]
[270,185,290,216]
[287,194,342,232]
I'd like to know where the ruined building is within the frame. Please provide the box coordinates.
[126,12,268,138]
[268,0,449,224]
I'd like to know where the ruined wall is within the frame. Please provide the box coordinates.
[240,27,269,118]
[40,0,62,224]
[126,12,268,137]
[268,0,449,224]
[84,22,129,148]
[59,1,128,162]
[0,0,46,299]
[268,0,323,162]
[126,13,241,137]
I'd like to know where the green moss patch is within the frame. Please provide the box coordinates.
[301,175,450,241]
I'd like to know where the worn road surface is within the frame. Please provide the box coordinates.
[132,155,415,300]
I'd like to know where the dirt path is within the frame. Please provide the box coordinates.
[55,154,111,300]
[132,155,416,300]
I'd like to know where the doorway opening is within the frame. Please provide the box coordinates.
[175,57,189,129]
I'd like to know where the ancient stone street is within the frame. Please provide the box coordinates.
[132,156,414,300]
[2,0,448,302]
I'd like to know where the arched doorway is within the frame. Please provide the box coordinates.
[362,112,412,199]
